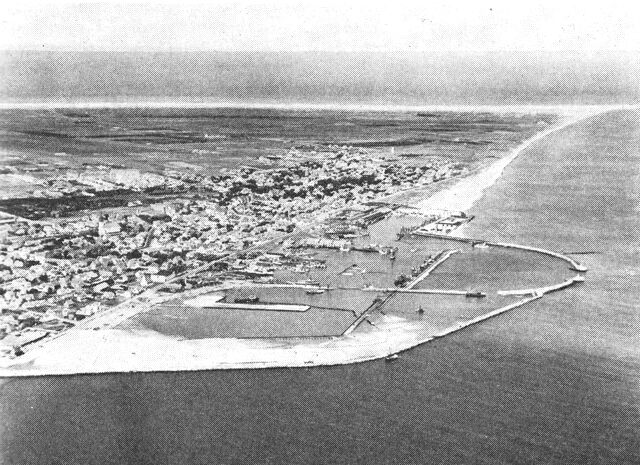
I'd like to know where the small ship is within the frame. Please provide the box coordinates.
[465,291,487,298]
[235,295,259,304]
[305,288,326,295]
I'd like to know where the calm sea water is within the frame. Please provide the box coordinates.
[1,110,638,465]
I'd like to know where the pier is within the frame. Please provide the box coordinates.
[352,287,468,295]
[342,249,459,335]
[405,249,459,289]
[192,302,311,312]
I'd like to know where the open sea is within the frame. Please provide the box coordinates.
[1,109,638,465]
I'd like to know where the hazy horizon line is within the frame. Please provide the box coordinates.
[1,100,634,115]
[3,49,639,54]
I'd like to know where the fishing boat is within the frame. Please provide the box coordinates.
[385,354,399,362]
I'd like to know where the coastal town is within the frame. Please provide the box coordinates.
[0,108,591,378]
[1,4,634,464]
[0,144,465,352]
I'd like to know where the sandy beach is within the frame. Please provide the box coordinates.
[415,108,606,215]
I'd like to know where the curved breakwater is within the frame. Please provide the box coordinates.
[413,232,588,274]
[494,242,588,271]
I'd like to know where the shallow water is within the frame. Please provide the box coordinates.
[1,109,639,465]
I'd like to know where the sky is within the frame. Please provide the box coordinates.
[1,0,639,52]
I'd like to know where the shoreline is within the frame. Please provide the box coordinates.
[0,109,601,377]
[415,109,605,215]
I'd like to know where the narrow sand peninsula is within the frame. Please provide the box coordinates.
[0,108,605,377]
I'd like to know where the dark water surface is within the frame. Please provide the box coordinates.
[1,110,639,464]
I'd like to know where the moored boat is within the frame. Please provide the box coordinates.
[305,288,326,295]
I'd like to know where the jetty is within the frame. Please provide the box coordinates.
[356,288,467,295]
[405,249,459,289]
